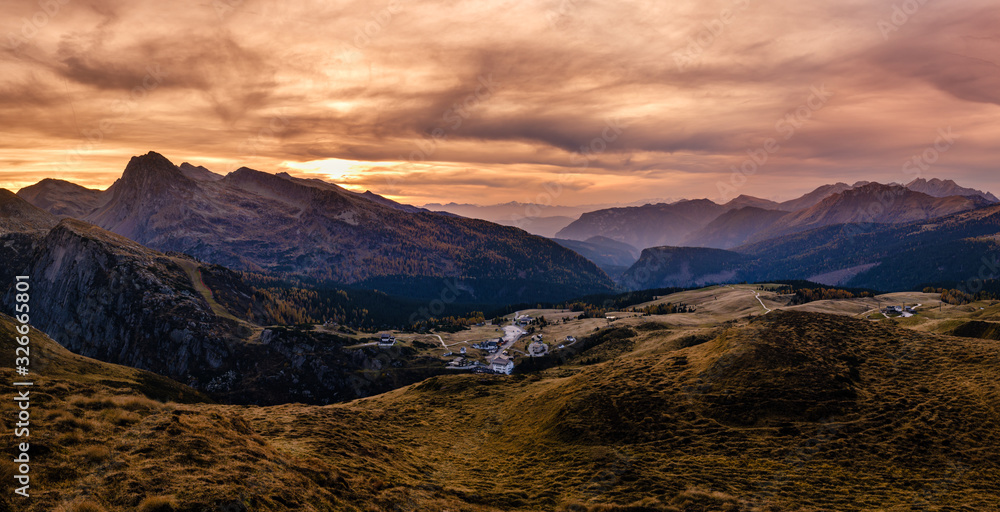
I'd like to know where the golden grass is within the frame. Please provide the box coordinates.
[137,496,178,512]
[54,500,108,512]
[81,445,111,464]
[4,307,1000,511]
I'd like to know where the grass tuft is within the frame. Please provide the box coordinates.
[138,495,179,512]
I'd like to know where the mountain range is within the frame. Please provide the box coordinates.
[12,156,1000,296]
[423,198,677,237]
[17,152,614,304]
[622,201,1000,291]
[557,180,996,250]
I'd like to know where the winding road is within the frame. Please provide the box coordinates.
[753,291,772,314]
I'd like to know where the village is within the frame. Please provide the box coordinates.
[368,311,591,375]
[326,284,965,378]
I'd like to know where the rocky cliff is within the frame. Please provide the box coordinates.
[1,218,449,404]
[5,219,239,378]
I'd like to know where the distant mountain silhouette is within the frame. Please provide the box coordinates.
[621,201,1000,291]
[747,183,989,243]
[555,199,728,249]
[906,177,998,203]
[557,181,993,250]
[15,178,107,218]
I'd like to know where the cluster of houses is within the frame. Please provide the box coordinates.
[472,338,502,353]
[882,305,916,316]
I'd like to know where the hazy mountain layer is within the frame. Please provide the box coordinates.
[748,183,989,243]
[619,246,746,289]
[619,201,1000,291]
[683,206,789,249]
[552,236,640,277]
[907,177,998,203]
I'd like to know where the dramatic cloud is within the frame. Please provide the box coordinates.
[1,0,997,205]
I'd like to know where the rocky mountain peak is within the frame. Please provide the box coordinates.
[117,151,192,195]
[124,151,182,177]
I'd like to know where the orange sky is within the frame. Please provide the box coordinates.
[1,0,998,206]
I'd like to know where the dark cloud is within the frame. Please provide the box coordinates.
[0,0,998,203]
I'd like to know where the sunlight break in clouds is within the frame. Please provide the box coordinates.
[1,0,998,204]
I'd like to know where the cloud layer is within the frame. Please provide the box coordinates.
[1,0,998,205]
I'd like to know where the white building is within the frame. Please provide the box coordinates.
[491,356,514,375]
[378,332,396,347]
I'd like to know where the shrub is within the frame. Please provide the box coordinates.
[114,395,164,411]
[69,396,116,410]
[55,415,99,432]
[101,408,141,426]
[58,430,86,445]
[81,445,111,463]
[139,495,179,512]
[56,500,107,512]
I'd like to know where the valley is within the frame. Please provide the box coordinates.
[4,284,1000,511]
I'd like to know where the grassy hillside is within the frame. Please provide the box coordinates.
[6,308,1000,511]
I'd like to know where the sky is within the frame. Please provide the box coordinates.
[1,0,998,207]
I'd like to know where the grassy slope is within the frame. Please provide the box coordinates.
[5,306,1000,511]
[256,311,1000,511]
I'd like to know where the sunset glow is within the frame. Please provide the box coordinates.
[2,0,998,204]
